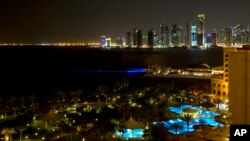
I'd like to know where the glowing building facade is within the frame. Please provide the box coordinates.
[197,14,205,47]
[165,25,170,47]
[206,34,212,47]
[159,24,166,47]
[224,27,232,47]
[191,25,197,47]
[100,36,106,47]
[105,38,111,47]
[186,21,191,47]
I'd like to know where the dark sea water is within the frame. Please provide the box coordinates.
[0,46,223,95]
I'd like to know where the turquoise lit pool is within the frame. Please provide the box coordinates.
[153,104,224,134]
[161,117,223,134]
[115,128,144,138]
[168,104,219,117]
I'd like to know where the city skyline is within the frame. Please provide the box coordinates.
[1,0,250,43]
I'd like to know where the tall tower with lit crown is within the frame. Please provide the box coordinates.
[197,14,205,47]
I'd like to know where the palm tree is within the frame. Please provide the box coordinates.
[96,84,109,104]
[182,114,193,136]
[214,97,222,110]
[118,124,126,139]
[16,126,27,141]
[171,123,182,141]
[55,89,66,102]
[69,89,82,103]
[199,119,206,139]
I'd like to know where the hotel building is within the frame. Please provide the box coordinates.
[226,46,250,124]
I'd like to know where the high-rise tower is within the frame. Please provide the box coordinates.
[191,25,197,47]
[186,21,191,47]
[126,32,132,47]
[224,27,232,47]
[133,28,143,48]
[148,29,154,48]
[165,25,170,47]
[212,29,217,47]
[197,14,205,47]
[133,28,138,47]
[159,24,166,47]
[171,24,179,47]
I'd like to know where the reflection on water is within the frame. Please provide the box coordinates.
[0,47,222,94]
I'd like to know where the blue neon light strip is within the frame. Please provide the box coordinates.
[74,68,145,73]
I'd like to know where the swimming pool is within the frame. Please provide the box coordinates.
[160,105,224,134]
[162,117,223,134]
[168,104,219,117]
[115,128,144,138]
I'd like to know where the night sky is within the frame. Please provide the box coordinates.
[0,0,250,43]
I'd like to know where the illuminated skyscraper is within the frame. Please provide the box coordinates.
[165,25,170,47]
[232,24,250,47]
[186,21,191,47]
[197,14,205,47]
[242,24,250,45]
[126,32,132,47]
[212,29,217,46]
[148,29,154,48]
[133,28,143,48]
[142,35,148,47]
[224,27,232,47]
[191,25,197,47]
[105,38,111,47]
[100,35,106,47]
[137,29,143,48]
[133,28,138,47]
[171,24,179,47]
[159,24,166,47]
[148,29,157,48]
[179,26,184,46]
[206,34,212,47]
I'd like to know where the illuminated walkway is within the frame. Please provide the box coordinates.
[145,73,211,79]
